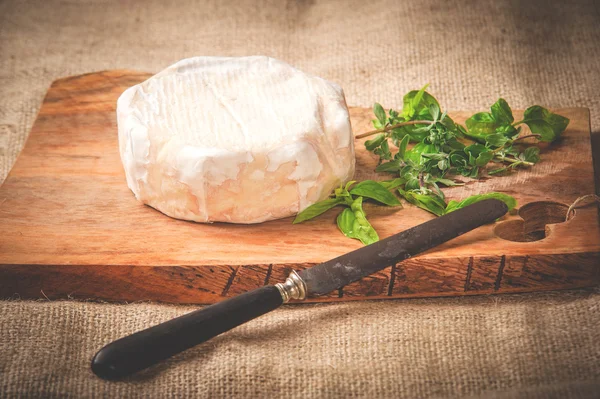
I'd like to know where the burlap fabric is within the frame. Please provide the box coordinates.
[1,0,599,397]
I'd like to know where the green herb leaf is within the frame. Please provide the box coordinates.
[429,103,440,121]
[464,143,489,164]
[344,180,357,191]
[488,167,509,175]
[397,135,410,160]
[475,150,494,167]
[379,178,406,190]
[375,160,402,173]
[495,124,521,138]
[402,84,431,119]
[373,103,387,126]
[445,192,517,214]
[372,119,384,130]
[490,98,514,125]
[391,124,431,142]
[465,112,498,139]
[374,139,392,160]
[521,147,540,163]
[422,153,447,161]
[397,85,443,141]
[399,189,447,216]
[293,197,345,224]
[365,134,387,151]
[521,106,570,142]
[405,142,437,165]
[435,178,461,186]
[334,181,355,198]
[449,151,468,167]
[465,99,517,143]
[485,133,510,148]
[349,197,379,245]
[405,178,421,190]
[350,180,402,206]
[336,208,356,239]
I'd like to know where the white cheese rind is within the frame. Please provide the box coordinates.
[117,56,355,223]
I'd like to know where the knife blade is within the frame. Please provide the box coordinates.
[92,198,508,380]
[299,198,508,295]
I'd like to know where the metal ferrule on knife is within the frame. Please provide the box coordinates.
[275,270,307,302]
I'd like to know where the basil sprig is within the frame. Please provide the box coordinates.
[293,180,401,245]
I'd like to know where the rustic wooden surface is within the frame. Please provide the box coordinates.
[0,70,598,304]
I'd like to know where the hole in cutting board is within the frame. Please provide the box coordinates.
[494,201,570,242]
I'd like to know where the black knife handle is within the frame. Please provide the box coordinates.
[91,285,283,380]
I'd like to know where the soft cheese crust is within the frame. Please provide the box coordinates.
[117,56,355,223]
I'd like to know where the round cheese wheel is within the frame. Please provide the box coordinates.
[117,56,355,223]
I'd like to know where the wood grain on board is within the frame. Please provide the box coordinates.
[0,70,598,304]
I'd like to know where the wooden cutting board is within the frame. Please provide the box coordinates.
[1,71,598,304]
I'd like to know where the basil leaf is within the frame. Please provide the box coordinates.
[490,98,514,125]
[405,178,421,190]
[402,84,428,119]
[391,124,430,142]
[475,150,494,167]
[449,151,468,167]
[336,208,356,238]
[464,143,488,158]
[446,199,459,209]
[520,147,540,163]
[495,124,520,138]
[521,106,570,142]
[375,160,402,173]
[365,134,387,151]
[455,123,468,138]
[397,135,410,160]
[374,139,392,160]
[389,127,409,146]
[373,103,387,126]
[293,197,345,224]
[405,142,437,165]
[485,133,510,148]
[445,192,517,214]
[372,119,384,130]
[466,99,515,143]
[350,180,401,206]
[379,178,406,190]
[435,178,460,186]
[440,114,456,131]
[334,180,355,198]
[429,103,440,121]
[349,197,379,245]
[399,190,447,216]
[421,153,447,161]
[448,139,465,151]
[469,166,480,178]
[465,112,498,138]
[402,84,442,122]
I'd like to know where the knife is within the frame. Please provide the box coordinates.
[91,198,508,380]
